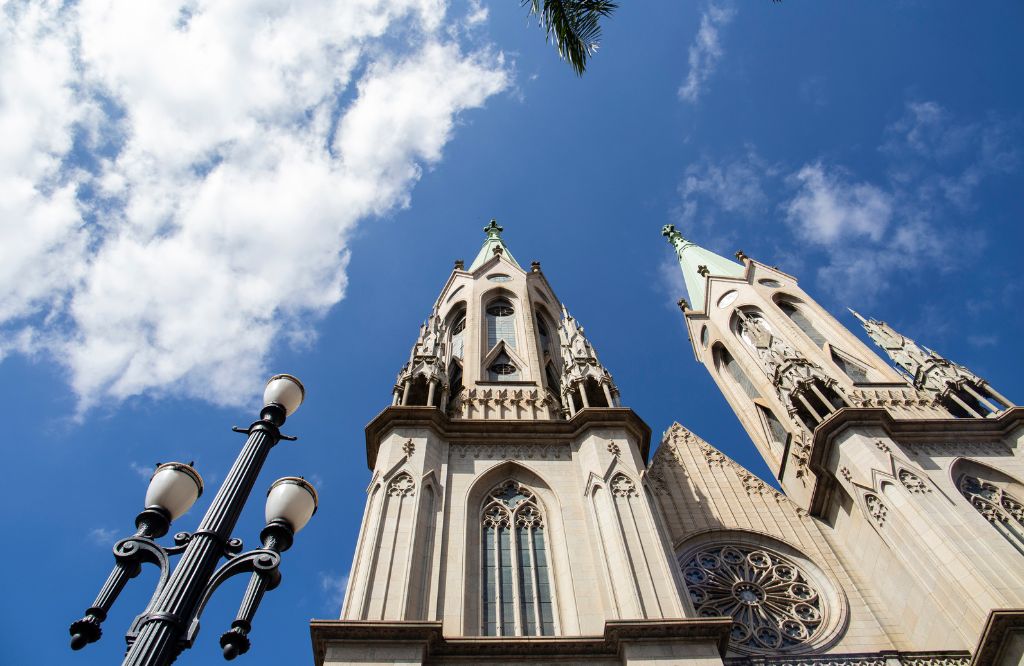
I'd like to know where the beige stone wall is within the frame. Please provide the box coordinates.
[343,419,689,639]
[820,424,1024,648]
[649,423,896,657]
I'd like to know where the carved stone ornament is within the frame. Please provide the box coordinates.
[607,442,621,457]
[898,468,930,494]
[681,545,826,654]
[864,493,887,527]
[874,440,892,454]
[958,475,1024,526]
[402,439,415,457]
[610,473,638,497]
[387,472,415,497]
[839,467,852,482]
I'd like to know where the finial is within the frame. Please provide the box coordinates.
[661,223,677,238]
[661,224,692,254]
[454,259,465,270]
[735,250,748,261]
[484,219,503,238]
[697,264,710,277]
[848,308,867,324]
[677,298,689,312]
[530,261,541,273]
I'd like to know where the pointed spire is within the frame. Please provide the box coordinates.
[661,224,745,311]
[557,308,619,410]
[469,219,522,271]
[853,312,1012,415]
[848,308,867,324]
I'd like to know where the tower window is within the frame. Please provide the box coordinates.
[721,349,761,400]
[488,352,520,381]
[779,301,827,349]
[830,350,870,384]
[450,315,466,360]
[481,481,555,636]
[486,299,516,349]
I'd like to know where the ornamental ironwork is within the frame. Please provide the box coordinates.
[681,545,825,654]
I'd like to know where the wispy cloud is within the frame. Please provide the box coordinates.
[670,101,1018,306]
[0,1,510,415]
[130,461,155,481]
[784,163,893,246]
[89,527,119,545]
[679,2,736,104]
[319,571,349,613]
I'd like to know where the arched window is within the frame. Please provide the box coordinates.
[956,465,1024,556]
[450,313,466,360]
[486,299,516,349]
[778,301,827,348]
[830,349,870,383]
[758,405,790,451]
[719,348,761,400]
[488,352,521,381]
[481,481,555,637]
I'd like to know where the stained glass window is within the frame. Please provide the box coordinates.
[481,481,555,636]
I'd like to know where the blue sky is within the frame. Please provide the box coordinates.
[2,1,1022,664]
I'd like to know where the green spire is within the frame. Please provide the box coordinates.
[661,224,745,311]
[469,219,521,271]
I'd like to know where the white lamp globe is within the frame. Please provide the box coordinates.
[265,477,318,533]
[145,463,204,520]
[263,374,305,416]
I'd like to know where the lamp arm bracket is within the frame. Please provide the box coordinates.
[184,548,282,648]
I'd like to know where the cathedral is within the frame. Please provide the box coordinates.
[309,221,1024,666]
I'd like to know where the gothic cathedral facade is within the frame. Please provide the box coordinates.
[310,222,1024,666]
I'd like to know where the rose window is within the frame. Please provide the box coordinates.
[681,545,824,653]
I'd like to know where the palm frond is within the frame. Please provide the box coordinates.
[524,0,618,76]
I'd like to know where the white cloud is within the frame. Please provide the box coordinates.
[670,101,1018,306]
[89,526,119,545]
[678,2,735,104]
[0,1,509,413]
[784,163,893,246]
[320,571,349,612]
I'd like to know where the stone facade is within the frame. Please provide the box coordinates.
[311,224,1024,666]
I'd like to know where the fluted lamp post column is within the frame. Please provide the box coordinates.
[69,374,318,666]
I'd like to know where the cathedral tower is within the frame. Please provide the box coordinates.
[312,222,731,665]
[661,225,1024,656]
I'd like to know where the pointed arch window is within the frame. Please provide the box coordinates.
[481,481,555,636]
[758,405,790,452]
[486,299,516,349]
[778,301,827,348]
[450,314,466,360]
[720,348,761,400]
[830,349,870,383]
[958,473,1024,556]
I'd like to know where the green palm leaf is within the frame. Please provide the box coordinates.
[524,0,618,76]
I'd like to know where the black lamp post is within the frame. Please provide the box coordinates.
[69,374,318,665]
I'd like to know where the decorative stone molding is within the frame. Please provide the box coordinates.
[450,443,569,460]
[864,493,887,527]
[840,467,852,482]
[681,544,827,655]
[898,468,930,494]
[724,654,971,666]
[387,472,415,497]
[874,440,892,454]
[610,473,638,497]
[607,441,621,457]
[401,439,415,457]
[652,423,806,517]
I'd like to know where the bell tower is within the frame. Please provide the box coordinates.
[313,222,730,666]
[661,224,944,504]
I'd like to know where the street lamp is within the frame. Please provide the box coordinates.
[69,374,317,665]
